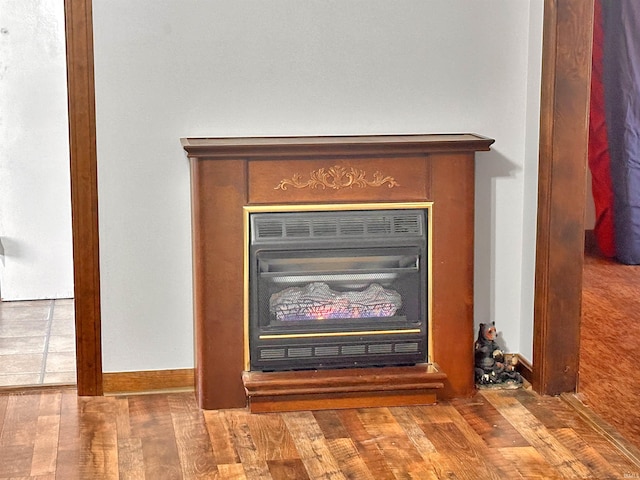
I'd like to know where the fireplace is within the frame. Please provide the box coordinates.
[247,206,431,371]
[182,133,494,411]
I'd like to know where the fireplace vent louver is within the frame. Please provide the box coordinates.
[256,340,423,365]
[393,216,421,234]
[253,211,423,243]
[288,347,313,358]
[369,344,393,354]
[260,348,286,359]
[315,346,340,356]
[338,218,366,236]
[285,220,311,238]
[254,221,283,239]
[313,219,339,237]
[395,343,419,353]
[366,219,391,235]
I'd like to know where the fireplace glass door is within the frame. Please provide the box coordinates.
[248,208,429,371]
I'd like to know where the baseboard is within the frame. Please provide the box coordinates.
[103,368,194,395]
[516,353,533,384]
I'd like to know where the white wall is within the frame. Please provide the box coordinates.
[0,0,74,301]
[519,0,544,363]
[92,0,543,372]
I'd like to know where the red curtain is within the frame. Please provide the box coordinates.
[588,0,616,257]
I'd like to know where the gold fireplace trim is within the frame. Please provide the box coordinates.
[243,201,434,371]
[274,165,400,191]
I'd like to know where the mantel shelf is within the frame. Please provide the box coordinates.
[181,133,494,159]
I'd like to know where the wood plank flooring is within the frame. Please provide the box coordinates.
[580,236,640,452]
[0,387,638,479]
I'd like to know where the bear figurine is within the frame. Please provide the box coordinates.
[474,322,523,386]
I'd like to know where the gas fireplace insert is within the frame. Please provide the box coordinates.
[247,205,431,371]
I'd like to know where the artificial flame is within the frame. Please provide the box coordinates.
[269,282,401,321]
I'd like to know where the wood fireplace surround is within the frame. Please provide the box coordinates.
[182,133,494,411]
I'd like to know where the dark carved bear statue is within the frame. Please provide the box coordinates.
[474,322,523,386]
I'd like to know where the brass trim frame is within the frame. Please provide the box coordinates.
[243,201,434,371]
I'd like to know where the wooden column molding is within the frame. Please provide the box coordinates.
[64,0,103,396]
[533,0,594,395]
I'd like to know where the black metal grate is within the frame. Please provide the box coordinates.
[253,210,423,243]
[257,341,422,363]
[250,208,428,371]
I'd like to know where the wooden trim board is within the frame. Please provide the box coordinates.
[517,353,534,384]
[533,0,593,395]
[103,369,195,395]
[64,0,103,396]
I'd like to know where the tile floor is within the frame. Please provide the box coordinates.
[0,299,76,387]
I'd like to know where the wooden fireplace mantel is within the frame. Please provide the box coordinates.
[181,133,494,159]
[183,133,494,411]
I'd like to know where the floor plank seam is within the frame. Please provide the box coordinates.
[561,392,640,469]
[38,300,55,384]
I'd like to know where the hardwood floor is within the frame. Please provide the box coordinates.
[580,237,640,452]
[0,387,638,479]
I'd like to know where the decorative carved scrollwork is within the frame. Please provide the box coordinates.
[275,165,400,190]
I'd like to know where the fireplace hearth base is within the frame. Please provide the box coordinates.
[242,363,446,413]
